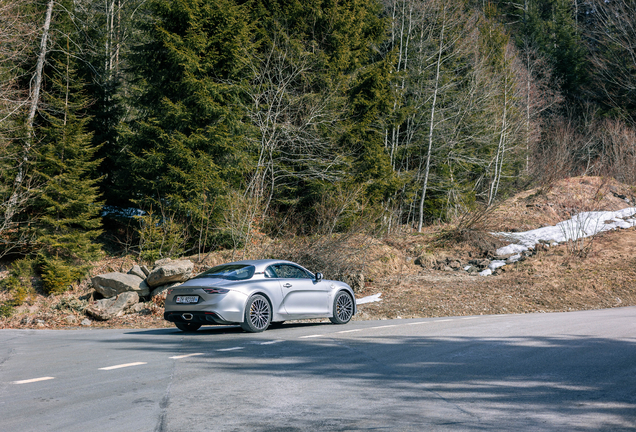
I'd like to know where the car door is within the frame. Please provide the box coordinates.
[268,264,330,316]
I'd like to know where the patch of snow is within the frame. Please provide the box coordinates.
[479,268,492,276]
[464,265,472,271]
[356,293,382,305]
[507,254,522,264]
[488,260,507,271]
[494,207,636,256]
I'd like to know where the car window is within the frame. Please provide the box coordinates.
[194,264,255,281]
[264,267,277,278]
[271,264,311,279]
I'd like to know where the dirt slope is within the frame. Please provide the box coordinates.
[1,176,635,329]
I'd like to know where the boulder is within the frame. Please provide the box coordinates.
[150,282,181,299]
[128,265,146,279]
[130,303,151,315]
[91,272,150,297]
[64,315,78,324]
[85,291,139,321]
[154,258,173,267]
[146,260,193,288]
[140,265,150,276]
[80,318,92,326]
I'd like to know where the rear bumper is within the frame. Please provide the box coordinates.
[164,311,235,325]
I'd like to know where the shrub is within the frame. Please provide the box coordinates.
[40,258,85,295]
[0,304,14,318]
[0,259,35,306]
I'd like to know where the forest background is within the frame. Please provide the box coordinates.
[1,0,636,299]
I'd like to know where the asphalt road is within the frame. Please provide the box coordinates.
[1,307,635,431]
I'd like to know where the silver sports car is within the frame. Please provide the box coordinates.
[163,259,356,332]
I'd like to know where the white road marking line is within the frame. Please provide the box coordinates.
[12,377,55,384]
[435,319,453,322]
[336,329,363,333]
[170,353,204,359]
[216,347,243,352]
[406,321,430,325]
[260,340,284,345]
[367,325,398,330]
[461,317,479,320]
[99,362,147,371]
[298,334,324,339]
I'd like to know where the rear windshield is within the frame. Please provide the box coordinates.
[194,264,255,281]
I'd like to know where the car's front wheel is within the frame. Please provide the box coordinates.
[175,322,201,332]
[241,294,271,333]
[330,291,354,324]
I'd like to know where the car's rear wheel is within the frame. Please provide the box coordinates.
[241,294,271,332]
[330,291,354,324]
[175,322,201,332]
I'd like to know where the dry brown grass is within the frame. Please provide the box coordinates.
[487,176,636,232]
[2,176,636,329]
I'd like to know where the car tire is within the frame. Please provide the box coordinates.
[175,322,201,332]
[241,294,271,333]
[329,291,354,324]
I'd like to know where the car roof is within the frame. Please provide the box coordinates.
[221,259,309,273]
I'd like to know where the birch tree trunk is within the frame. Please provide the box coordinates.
[418,5,445,232]
[2,0,54,232]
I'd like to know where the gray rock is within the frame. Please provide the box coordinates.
[21,316,32,325]
[468,258,490,269]
[153,258,173,267]
[448,260,462,270]
[91,272,150,297]
[130,302,152,315]
[80,318,92,326]
[151,282,181,299]
[85,291,139,321]
[342,274,364,293]
[146,260,193,287]
[128,265,146,279]
[140,265,150,276]
[64,315,78,324]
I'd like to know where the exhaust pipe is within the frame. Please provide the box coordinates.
[182,313,193,321]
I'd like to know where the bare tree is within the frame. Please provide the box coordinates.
[242,33,346,222]
[0,0,52,254]
[589,0,636,115]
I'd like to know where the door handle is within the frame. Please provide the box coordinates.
[283,283,292,288]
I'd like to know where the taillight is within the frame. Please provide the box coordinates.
[166,289,174,295]
[203,288,229,294]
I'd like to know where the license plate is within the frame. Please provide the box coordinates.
[175,295,199,304]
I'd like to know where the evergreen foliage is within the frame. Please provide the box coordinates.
[1,0,635,270]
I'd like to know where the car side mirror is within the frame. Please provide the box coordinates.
[315,272,323,282]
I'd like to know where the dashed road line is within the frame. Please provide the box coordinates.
[259,340,284,345]
[336,329,363,333]
[298,334,324,339]
[99,362,147,371]
[216,347,243,352]
[406,321,431,325]
[170,353,204,359]
[367,325,398,330]
[12,377,55,384]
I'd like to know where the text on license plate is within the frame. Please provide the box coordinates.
[175,295,199,304]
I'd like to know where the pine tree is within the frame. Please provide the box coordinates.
[18,0,103,293]
[122,0,254,249]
